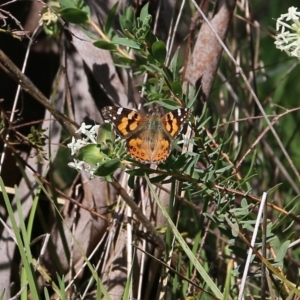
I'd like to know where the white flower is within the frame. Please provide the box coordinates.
[76,123,100,143]
[275,6,300,58]
[68,158,101,179]
[68,123,103,177]
[68,123,101,156]
[67,136,88,155]
[68,159,84,171]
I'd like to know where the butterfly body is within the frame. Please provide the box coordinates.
[101,106,190,164]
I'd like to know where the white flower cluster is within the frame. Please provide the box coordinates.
[68,123,100,155]
[67,123,100,178]
[274,6,300,58]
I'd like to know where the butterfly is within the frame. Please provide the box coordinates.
[101,106,190,164]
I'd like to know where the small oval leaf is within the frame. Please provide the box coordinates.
[77,144,104,164]
[111,37,141,49]
[152,41,166,64]
[171,81,183,98]
[60,8,89,24]
[97,124,115,144]
[93,40,117,50]
[104,2,119,34]
[149,175,168,183]
[94,159,121,176]
[140,3,149,22]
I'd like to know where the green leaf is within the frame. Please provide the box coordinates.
[134,15,152,41]
[171,80,183,98]
[58,0,91,18]
[145,31,157,45]
[56,274,67,300]
[152,41,166,65]
[128,174,135,189]
[104,2,119,35]
[126,168,157,176]
[162,66,174,86]
[274,240,290,265]
[144,99,184,110]
[143,91,164,101]
[93,40,117,50]
[94,159,121,176]
[140,3,149,22]
[97,123,115,144]
[215,165,233,174]
[126,168,146,176]
[76,0,91,19]
[111,37,141,49]
[170,49,179,77]
[77,144,105,164]
[171,154,190,169]
[114,56,134,65]
[44,287,50,300]
[230,221,239,237]
[58,0,75,8]
[119,6,136,33]
[147,78,159,84]
[60,8,89,24]
[0,179,41,299]
[149,174,168,183]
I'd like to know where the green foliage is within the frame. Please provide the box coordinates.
[0,178,40,300]
[110,37,141,49]
[58,0,91,23]
[93,40,117,50]
[39,0,91,36]
[152,41,167,65]
[77,144,106,164]
[119,6,136,35]
[59,7,89,24]
[26,126,47,163]
[0,180,113,299]
[94,159,121,177]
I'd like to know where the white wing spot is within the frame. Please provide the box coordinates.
[117,107,123,115]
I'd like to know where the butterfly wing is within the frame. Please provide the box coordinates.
[161,108,190,138]
[102,106,190,164]
[101,106,148,138]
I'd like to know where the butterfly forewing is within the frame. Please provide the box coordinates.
[161,108,190,138]
[101,106,148,138]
